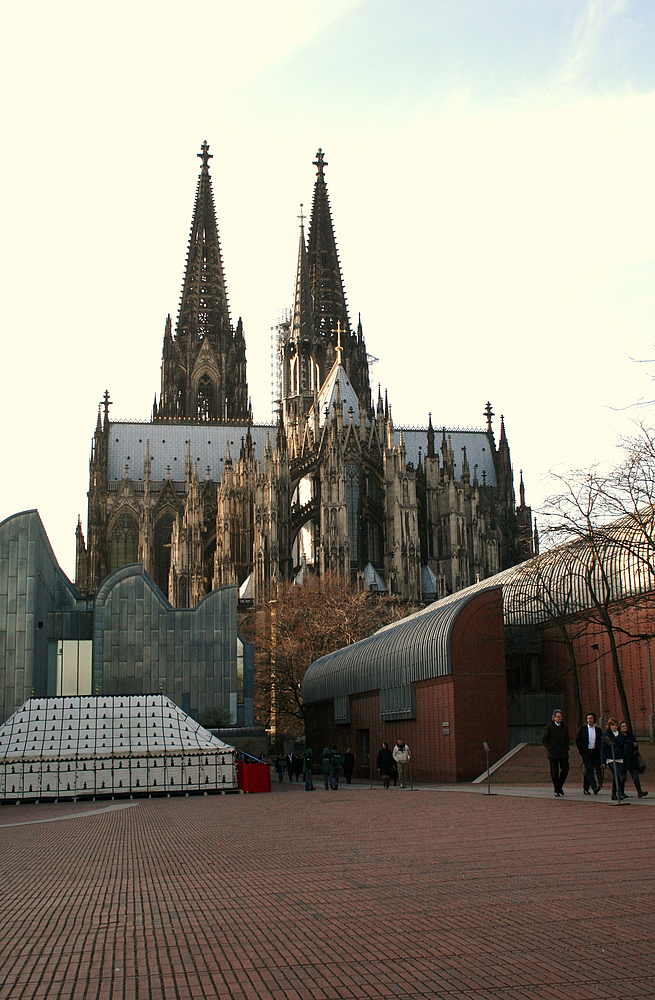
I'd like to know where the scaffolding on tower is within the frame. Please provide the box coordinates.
[270,309,290,421]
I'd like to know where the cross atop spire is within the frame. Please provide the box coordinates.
[298,203,305,228]
[313,148,327,177]
[336,322,343,361]
[102,390,112,425]
[198,140,213,170]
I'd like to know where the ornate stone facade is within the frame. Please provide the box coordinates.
[75,144,535,606]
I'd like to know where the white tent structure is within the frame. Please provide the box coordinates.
[0,695,237,802]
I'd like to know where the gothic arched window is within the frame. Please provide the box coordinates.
[197,375,214,421]
[176,379,186,416]
[153,512,175,596]
[108,512,139,573]
[345,463,359,567]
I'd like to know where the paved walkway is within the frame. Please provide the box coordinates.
[1,781,654,1000]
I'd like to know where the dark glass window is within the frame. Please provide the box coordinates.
[153,512,175,596]
[108,512,139,573]
[346,463,359,565]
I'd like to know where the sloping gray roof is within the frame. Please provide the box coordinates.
[310,359,360,427]
[107,421,497,488]
[398,428,498,488]
[107,422,275,482]
[302,585,501,704]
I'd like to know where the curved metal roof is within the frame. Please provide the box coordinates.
[302,509,655,705]
[302,585,501,704]
[501,511,655,625]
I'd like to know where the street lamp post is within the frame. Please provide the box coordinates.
[639,635,654,743]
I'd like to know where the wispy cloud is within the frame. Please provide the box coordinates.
[555,0,633,93]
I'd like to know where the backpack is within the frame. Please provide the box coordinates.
[330,751,342,768]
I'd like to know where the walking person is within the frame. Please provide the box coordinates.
[321,747,332,790]
[303,748,315,791]
[392,738,411,788]
[376,742,394,789]
[274,755,285,783]
[342,748,355,784]
[601,718,627,801]
[286,750,295,782]
[575,712,602,795]
[293,754,303,782]
[541,709,570,796]
[619,721,648,798]
[329,746,342,789]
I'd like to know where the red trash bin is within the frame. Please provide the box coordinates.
[236,761,271,793]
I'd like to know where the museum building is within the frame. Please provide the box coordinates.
[303,513,655,782]
[0,510,253,729]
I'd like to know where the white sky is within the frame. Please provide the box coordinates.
[2,0,655,578]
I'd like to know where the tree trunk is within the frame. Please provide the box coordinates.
[602,611,633,732]
[564,634,583,730]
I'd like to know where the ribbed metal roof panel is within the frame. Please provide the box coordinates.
[303,509,655,705]
[302,586,501,704]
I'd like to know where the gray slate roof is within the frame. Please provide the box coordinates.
[108,422,274,482]
[108,421,498,488]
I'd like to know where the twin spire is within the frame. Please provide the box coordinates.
[159,142,368,424]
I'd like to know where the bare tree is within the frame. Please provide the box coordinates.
[240,574,419,741]
[524,548,592,728]
[542,467,638,730]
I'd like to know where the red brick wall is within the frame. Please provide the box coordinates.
[451,587,508,779]
[411,677,457,782]
[539,596,655,737]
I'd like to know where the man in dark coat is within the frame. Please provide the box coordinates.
[342,748,355,784]
[575,711,603,795]
[541,709,570,796]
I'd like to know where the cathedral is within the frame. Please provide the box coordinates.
[75,143,535,607]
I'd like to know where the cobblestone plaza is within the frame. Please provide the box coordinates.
[0,779,653,1000]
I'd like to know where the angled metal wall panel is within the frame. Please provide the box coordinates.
[333,695,350,724]
[0,511,84,724]
[92,564,240,723]
[380,684,416,722]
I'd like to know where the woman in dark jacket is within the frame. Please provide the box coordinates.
[321,747,332,790]
[619,721,648,798]
[376,742,394,789]
[601,718,627,800]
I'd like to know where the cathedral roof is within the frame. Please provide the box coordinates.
[107,422,274,483]
[398,428,498,488]
[310,348,360,428]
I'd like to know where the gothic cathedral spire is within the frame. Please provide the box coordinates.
[305,149,371,413]
[307,148,350,341]
[156,141,249,422]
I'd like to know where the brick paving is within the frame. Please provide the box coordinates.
[1,779,654,1000]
